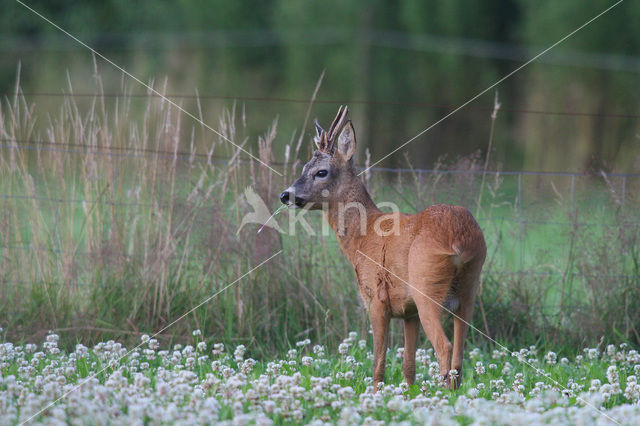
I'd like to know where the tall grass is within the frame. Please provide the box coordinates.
[0,74,638,355]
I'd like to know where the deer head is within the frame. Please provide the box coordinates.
[280,106,356,209]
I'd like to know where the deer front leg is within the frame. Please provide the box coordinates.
[369,302,390,392]
[402,316,420,385]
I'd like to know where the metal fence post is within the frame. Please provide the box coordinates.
[570,175,575,213]
[518,173,524,271]
[621,175,626,214]
[517,173,522,212]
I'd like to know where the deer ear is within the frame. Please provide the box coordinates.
[335,120,356,161]
[313,119,325,150]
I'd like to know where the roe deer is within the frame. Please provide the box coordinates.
[280,106,486,390]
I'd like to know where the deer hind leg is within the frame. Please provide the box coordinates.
[409,253,456,388]
[451,260,483,389]
[402,316,420,385]
[369,302,390,392]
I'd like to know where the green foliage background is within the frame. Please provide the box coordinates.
[1,0,639,172]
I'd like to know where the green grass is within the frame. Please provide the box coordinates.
[0,81,639,356]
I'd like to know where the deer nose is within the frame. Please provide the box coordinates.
[280,191,290,204]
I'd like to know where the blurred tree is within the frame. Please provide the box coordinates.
[0,0,638,171]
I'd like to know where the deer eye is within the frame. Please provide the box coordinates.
[315,170,328,178]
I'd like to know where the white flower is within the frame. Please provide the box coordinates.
[428,362,440,378]
[545,351,557,364]
[606,365,619,384]
[234,345,246,361]
[295,339,311,347]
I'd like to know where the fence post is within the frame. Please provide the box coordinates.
[570,175,575,213]
[517,173,522,212]
[517,173,524,271]
[621,175,626,214]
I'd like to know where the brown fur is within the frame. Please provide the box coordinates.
[282,106,487,390]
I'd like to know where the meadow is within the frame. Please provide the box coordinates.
[1,330,639,424]
[0,78,639,423]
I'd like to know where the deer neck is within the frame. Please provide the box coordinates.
[325,175,380,263]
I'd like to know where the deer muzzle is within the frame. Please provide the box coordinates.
[279,191,306,207]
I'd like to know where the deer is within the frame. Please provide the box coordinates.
[279,106,486,390]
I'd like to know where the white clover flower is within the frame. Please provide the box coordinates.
[545,351,557,364]
[607,365,619,384]
[287,349,298,359]
[469,347,481,359]
[387,395,408,412]
[624,375,640,402]
[295,338,311,347]
[312,345,325,356]
[428,361,440,379]
[234,345,246,361]
[212,343,225,356]
[338,343,349,355]
[587,348,599,360]
[475,361,485,375]
[338,386,355,400]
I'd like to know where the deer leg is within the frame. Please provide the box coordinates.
[369,303,390,392]
[408,250,456,389]
[402,316,420,385]
[415,297,453,387]
[451,303,473,389]
[451,265,482,389]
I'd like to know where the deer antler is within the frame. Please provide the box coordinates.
[327,105,349,143]
[315,105,349,154]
